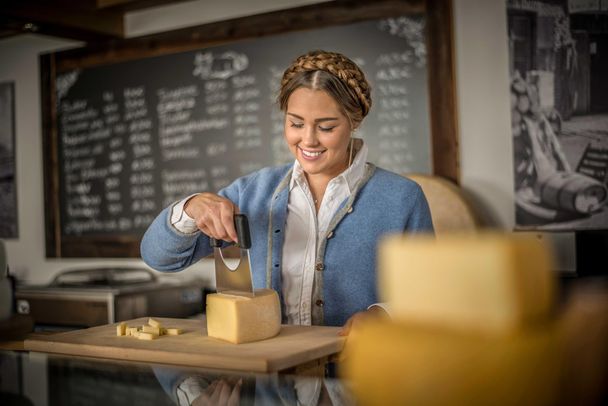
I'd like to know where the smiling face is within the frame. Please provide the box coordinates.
[284,87,353,180]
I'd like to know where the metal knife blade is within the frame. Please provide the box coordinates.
[210,214,255,297]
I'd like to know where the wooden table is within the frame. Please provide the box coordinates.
[23,317,345,374]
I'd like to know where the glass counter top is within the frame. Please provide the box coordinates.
[0,350,351,406]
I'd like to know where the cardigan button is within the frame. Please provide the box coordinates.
[315,263,324,271]
[315,299,324,307]
[327,231,334,239]
[347,206,353,213]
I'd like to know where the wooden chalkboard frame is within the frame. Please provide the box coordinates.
[40,0,458,258]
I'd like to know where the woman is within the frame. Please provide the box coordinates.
[141,49,433,330]
[143,49,433,405]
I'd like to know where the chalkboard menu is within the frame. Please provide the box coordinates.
[41,0,458,257]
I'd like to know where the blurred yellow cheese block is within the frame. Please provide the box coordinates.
[164,328,183,336]
[206,288,281,344]
[137,332,157,340]
[342,319,562,406]
[142,325,161,335]
[379,233,556,333]
[148,318,161,328]
[116,318,183,339]
[116,322,126,336]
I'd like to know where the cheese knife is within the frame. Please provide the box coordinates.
[209,214,255,297]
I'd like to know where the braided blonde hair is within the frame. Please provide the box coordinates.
[278,50,372,129]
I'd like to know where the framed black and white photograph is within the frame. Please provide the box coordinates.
[0,81,18,238]
[507,0,608,231]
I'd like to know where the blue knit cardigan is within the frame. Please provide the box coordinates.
[140,162,434,326]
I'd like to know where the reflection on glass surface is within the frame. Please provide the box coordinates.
[0,351,351,406]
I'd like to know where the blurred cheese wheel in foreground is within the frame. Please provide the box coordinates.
[379,233,556,333]
[341,319,562,406]
[206,288,281,344]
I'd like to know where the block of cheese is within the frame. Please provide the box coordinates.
[378,233,556,333]
[116,322,126,336]
[341,318,561,406]
[164,328,183,336]
[142,325,161,335]
[148,318,161,328]
[206,288,281,344]
[137,332,157,340]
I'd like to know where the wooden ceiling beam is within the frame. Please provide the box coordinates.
[0,16,122,42]
[96,0,194,12]
[0,1,125,40]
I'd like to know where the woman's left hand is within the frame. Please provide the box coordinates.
[338,306,388,337]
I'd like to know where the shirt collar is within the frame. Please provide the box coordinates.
[289,138,368,193]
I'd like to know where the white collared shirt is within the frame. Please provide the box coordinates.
[170,194,200,234]
[282,142,368,326]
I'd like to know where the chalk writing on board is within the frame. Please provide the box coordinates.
[56,70,80,103]
[374,50,416,171]
[193,51,249,80]
[378,17,426,67]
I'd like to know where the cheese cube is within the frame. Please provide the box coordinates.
[164,328,183,336]
[142,325,161,335]
[206,288,281,344]
[379,233,556,333]
[137,332,157,340]
[116,322,127,336]
[148,318,161,328]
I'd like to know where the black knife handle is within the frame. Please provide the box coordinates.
[209,237,222,248]
[234,214,251,249]
[208,214,251,249]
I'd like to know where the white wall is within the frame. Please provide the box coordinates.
[0,0,575,284]
[126,0,327,37]
[454,0,514,228]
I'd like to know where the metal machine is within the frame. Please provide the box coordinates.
[15,267,205,329]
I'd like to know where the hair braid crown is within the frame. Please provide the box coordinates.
[280,50,371,117]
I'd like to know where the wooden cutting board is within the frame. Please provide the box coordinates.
[24,317,345,373]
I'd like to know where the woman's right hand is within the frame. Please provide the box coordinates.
[184,193,240,243]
